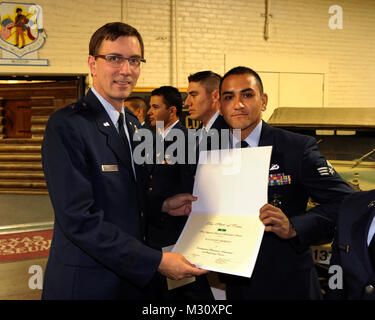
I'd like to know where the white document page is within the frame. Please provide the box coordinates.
[172,146,272,278]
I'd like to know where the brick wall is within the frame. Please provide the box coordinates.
[1,0,374,108]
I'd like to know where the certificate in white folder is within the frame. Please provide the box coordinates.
[172,146,272,278]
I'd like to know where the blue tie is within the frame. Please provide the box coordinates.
[118,113,132,157]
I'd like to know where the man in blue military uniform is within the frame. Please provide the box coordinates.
[145,86,213,300]
[328,189,375,300]
[146,86,194,250]
[41,22,206,300]
[217,66,353,299]
[184,71,229,172]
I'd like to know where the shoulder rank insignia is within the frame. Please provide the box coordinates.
[317,161,335,176]
[70,101,87,110]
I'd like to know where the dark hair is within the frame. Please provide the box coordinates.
[188,70,221,93]
[151,86,183,117]
[219,66,264,95]
[16,8,22,13]
[124,96,148,117]
[89,22,144,58]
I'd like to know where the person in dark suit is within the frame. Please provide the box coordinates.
[41,22,207,300]
[185,71,228,168]
[123,96,151,129]
[327,189,375,300]
[146,86,194,249]
[184,71,229,294]
[217,66,353,300]
[145,86,214,300]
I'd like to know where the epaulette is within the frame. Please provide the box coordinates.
[69,100,89,112]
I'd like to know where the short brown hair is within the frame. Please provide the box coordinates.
[89,22,144,58]
[124,96,148,118]
[188,70,221,93]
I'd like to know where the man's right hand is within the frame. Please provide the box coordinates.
[162,193,198,216]
[158,252,208,280]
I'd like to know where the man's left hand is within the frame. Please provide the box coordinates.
[259,203,297,239]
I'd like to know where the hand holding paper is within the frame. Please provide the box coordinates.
[172,147,272,278]
[162,193,198,216]
[158,252,208,280]
[259,203,297,239]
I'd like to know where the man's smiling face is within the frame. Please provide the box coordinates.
[88,36,141,111]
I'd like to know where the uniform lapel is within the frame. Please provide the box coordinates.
[84,90,134,175]
[211,115,228,131]
[124,111,138,149]
[258,121,283,171]
[163,121,180,163]
[124,112,144,183]
[258,120,275,147]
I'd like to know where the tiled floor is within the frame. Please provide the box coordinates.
[0,194,53,226]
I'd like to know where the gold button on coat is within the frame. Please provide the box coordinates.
[365,284,374,294]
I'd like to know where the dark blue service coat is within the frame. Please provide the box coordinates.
[221,121,353,299]
[328,189,375,300]
[41,89,162,299]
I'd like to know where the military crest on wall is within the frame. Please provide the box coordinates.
[0,2,48,65]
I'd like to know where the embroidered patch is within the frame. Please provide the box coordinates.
[269,173,291,186]
[317,161,335,176]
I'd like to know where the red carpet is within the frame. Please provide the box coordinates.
[0,229,53,263]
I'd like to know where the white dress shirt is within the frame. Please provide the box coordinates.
[161,120,179,140]
[198,111,220,143]
[230,120,263,148]
[368,215,375,246]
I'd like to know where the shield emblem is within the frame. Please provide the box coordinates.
[0,2,47,63]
